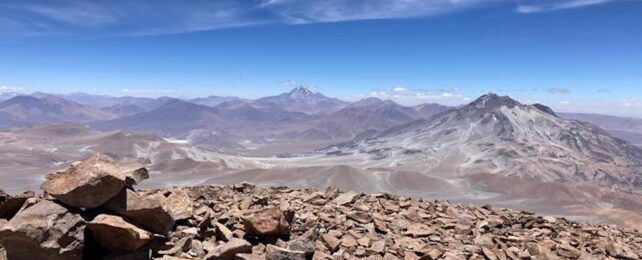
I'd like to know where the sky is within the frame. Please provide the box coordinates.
[0,0,641,116]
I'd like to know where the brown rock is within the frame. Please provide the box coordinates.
[41,154,126,209]
[102,188,175,234]
[481,247,498,260]
[419,248,443,260]
[312,251,333,260]
[243,207,294,236]
[606,242,638,259]
[158,237,192,256]
[321,233,342,252]
[266,244,306,260]
[404,223,435,238]
[557,243,581,258]
[214,222,235,241]
[369,239,386,254]
[235,253,262,260]
[0,190,34,220]
[88,214,152,251]
[347,211,373,224]
[118,160,151,187]
[204,238,252,260]
[0,200,85,260]
[163,189,193,221]
[333,191,359,206]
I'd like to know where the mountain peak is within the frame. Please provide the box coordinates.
[288,86,319,98]
[467,93,520,109]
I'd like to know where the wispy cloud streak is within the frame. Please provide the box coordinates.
[0,0,634,36]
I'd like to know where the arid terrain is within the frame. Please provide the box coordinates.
[1,155,640,259]
[0,90,641,230]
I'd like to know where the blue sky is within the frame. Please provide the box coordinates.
[1,0,641,116]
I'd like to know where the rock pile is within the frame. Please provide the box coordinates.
[1,153,642,259]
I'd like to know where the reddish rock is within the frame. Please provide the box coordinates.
[0,200,85,260]
[102,188,175,235]
[88,214,152,251]
[204,238,252,260]
[41,154,126,209]
[0,190,34,220]
[243,207,294,236]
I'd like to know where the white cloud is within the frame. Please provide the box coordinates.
[367,87,471,105]
[0,85,25,93]
[370,91,388,98]
[1,0,627,36]
[515,0,620,13]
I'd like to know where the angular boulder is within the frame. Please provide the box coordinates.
[204,238,252,260]
[102,188,175,235]
[266,244,306,260]
[332,191,359,206]
[118,160,150,186]
[0,200,85,260]
[163,189,193,221]
[41,154,126,209]
[87,214,152,251]
[243,207,294,236]
[0,190,34,220]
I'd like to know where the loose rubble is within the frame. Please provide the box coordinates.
[0,153,641,259]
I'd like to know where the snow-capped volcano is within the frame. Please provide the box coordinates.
[328,93,642,189]
[254,86,348,114]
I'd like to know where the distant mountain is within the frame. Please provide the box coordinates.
[560,113,642,145]
[92,98,223,136]
[0,92,21,102]
[253,87,348,114]
[93,97,313,137]
[215,100,312,125]
[189,95,245,107]
[102,103,148,117]
[327,93,642,189]
[412,103,451,118]
[0,95,117,127]
[276,98,448,140]
[57,92,163,109]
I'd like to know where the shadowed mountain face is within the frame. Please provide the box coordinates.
[92,98,314,137]
[0,95,117,127]
[189,95,245,107]
[277,97,450,140]
[327,94,642,190]
[253,86,348,114]
[92,98,224,136]
[52,92,165,109]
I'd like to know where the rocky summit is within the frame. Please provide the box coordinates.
[0,154,641,260]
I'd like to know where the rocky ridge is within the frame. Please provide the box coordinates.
[0,154,641,259]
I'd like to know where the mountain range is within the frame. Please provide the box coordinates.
[0,87,452,154]
[324,94,642,190]
[2,90,642,227]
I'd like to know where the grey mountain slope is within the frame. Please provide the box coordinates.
[0,95,117,127]
[189,96,245,107]
[326,94,642,189]
[278,98,449,140]
[91,98,223,136]
[560,112,642,145]
[93,98,314,137]
[54,92,165,109]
